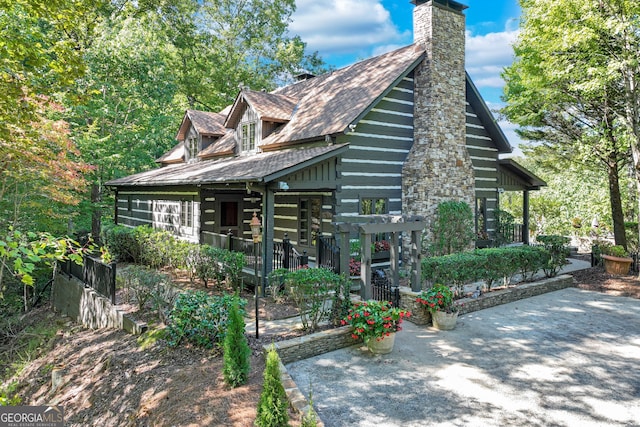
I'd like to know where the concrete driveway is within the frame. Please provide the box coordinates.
[286,288,640,426]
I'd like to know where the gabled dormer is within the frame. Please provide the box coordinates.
[174,110,227,163]
[224,89,297,155]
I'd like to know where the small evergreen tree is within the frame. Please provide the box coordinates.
[255,346,289,427]
[222,296,251,387]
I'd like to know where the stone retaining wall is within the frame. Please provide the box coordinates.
[400,274,574,321]
[52,273,147,334]
[271,325,361,365]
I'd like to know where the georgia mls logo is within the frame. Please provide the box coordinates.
[0,405,64,427]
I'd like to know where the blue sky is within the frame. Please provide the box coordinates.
[289,0,523,154]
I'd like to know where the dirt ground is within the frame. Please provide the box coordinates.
[4,265,639,426]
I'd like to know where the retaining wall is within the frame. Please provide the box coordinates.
[52,273,147,334]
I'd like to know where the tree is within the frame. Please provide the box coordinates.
[501,0,636,248]
[222,296,251,387]
[255,346,289,427]
[67,0,328,238]
[0,0,105,232]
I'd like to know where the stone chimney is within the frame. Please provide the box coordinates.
[402,0,475,246]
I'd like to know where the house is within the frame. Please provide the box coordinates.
[106,0,545,282]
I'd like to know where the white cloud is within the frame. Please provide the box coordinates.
[290,0,408,56]
[465,30,519,91]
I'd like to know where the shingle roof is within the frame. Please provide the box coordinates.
[176,110,227,140]
[156,142,185,164]
[198,131,236,159]
[106,144,349,187]
[261,44,424,146]
[224,90,298,129]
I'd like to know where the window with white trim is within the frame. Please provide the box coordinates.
[181,200,193,228]
[241,122,256,152]
[187,136,198,162]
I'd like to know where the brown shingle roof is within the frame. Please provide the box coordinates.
[262,44,424,146]
[176,110,227,140]
[156,142,185,164]
[106,144,349,187]
[224,90,298,129]
[198,131,236,159]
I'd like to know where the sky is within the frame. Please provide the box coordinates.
[289,0,523,154]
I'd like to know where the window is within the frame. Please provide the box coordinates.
[187,137,198,161]
[181,200,193,228]
[299,198,321,246]
[360,198,387,215]
[476,197,487,239]
[241,122,256,152]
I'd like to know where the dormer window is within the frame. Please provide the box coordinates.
[187,136,198,162]
[241,122,256,153]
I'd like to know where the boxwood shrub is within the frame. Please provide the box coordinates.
[422,245,553,293]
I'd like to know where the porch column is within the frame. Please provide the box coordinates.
[261,188,275,292]
[338,227,351,278]
[523,190,530,245]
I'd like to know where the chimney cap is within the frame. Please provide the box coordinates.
[411,0,468,12]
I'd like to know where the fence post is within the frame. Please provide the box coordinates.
[227,229,233,251]
[283,233,290,269]
[300,250,309,267]
[110,262,117,305]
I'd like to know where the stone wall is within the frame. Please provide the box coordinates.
[399,274,574,322]
[52,273,147,334]
[270,325,361,365]
[403,0,475,245]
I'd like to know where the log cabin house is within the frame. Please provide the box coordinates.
[106,0,545,283]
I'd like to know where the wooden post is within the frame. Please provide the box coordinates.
[389,231,399,287]
[523,190,530,245]
[361,232,372,300]
[410,229,422,291]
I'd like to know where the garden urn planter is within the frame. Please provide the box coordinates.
[602,254,632,276]
[432,310,458,330]
[366,332,396,354]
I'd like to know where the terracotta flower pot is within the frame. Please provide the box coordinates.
[602,254,632,276]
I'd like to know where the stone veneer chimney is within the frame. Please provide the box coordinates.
[403,0,475,245]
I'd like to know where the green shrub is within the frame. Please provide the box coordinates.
[223,250,246,291]
[283,268,342,331]
[422,246,554,293]
[601,244,629,258]
[166,291,245,349]
[119,265,171,311]
[102,223,140,262]
[432,201,475,255]
[223,296,251,387]
[536,235,570,277]
[255,346,289,427]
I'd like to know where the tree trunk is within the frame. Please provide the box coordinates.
[91,183,102,244]
[607,159,627,249]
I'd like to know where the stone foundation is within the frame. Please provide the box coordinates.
[52,273,147,334]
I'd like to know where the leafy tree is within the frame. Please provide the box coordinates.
[222,296,251,387]
[501,0,636,248]
[256,346,289,427]
[0,0,106,232]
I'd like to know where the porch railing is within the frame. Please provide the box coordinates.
[273,234,308,270]
[317,236,340,273]
[60,255,117,304]
[228,234,262,273]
